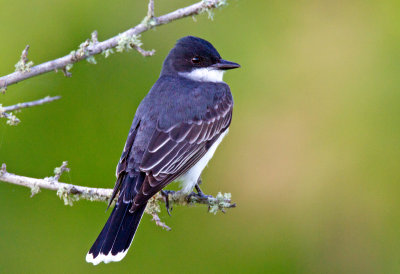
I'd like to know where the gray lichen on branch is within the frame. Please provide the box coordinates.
[141,0,157,28]
[0,162,236,230]
[0,0,228,90]
[14,45,34,73]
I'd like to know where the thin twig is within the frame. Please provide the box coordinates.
[0,0,227,90]
[1,112,20,124]
[14,45,34,73]
[147,0,155,19]
[133,46,156,57]
[151,212,172,230]
[91,30,99,44]
[53,161,70,181]
[2,96,61,113]
[0,96,61,125]
[20,46,30,65]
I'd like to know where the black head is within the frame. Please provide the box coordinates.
[161,36,240,75]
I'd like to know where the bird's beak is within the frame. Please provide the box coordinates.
[211,59,241,70]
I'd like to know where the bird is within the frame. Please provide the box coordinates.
[86,36,240,265]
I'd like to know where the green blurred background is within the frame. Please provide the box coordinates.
[1,0,400,273]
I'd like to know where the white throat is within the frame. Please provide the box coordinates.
[179,68,225,83]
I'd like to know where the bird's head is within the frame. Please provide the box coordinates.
[161,36,240,82]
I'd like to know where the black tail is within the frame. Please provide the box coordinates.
[86,174,146,265]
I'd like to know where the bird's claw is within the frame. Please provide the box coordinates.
[161,190,173,216]
[187,184,212,202]
[195,184,211,199]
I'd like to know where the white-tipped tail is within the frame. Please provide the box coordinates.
[86,249,128,265]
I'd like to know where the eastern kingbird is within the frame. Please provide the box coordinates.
[86,36,240,265]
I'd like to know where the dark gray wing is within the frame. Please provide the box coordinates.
[130,92,233,209]
[108,117,140,207]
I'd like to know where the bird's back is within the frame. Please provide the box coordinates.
[127,75,233,169]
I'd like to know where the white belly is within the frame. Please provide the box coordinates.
[178,129,228,193]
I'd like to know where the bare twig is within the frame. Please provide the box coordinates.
[14,45,34,73]
[134,46,156,57]
[0,96,61,125]
[145,194,172,230]
[151,212,172,230]
[1,112,20,125]
[53,161,70,181]
[91,30,99,44]
[2,96,61,113]
[147,0,155,19]
[21,46,29,62]
[0,0,227,90]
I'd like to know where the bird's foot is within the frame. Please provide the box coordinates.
[187,184,212,202]
[161,190,173,216]
[195,184,212,199]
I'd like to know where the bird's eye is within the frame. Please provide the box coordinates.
[191,57,200,64]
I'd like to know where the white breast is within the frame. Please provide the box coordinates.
[179,68,225,83]
[178,129,228,193]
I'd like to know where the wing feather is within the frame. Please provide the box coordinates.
[116,119,140,178]
[147,131,171,153]
[109,119,140,207]
[109,79,233,213]
[131,93,233,209]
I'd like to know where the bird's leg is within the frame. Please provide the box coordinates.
[161,190,173,216]
[195,184,206,197]
[193,178,212,199]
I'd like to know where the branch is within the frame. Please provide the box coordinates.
[0,162,111,202]
[2,95,61,113]
[0,0,227,90]
[14,45,34,73]
[0,112,19,125]
[147,0,155,19]
[0,96,61,125]
[0,162,236,230]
